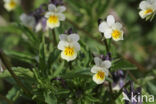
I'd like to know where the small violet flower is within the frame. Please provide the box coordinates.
[3,0,19,11]
[57,33,80,62]
[45,4,66,29]
[91,57,111,84]
[139,0,156,20]
[99,15,124,41]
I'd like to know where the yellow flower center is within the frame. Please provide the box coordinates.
[48,15,59,24]
[64,47,75,56]
[96,71,105,80]
[144,9,153,15]
[112,30,121,39]
[9,0,16,8]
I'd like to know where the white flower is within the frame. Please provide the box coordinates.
[20,13,36,28]
[99,15,124,41]
[45,4,66,29]
[139,0,156,20]
[57,33,80,62]
[91,57,111,84]
[3,0,19,11]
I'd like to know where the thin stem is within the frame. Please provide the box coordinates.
[0,94,13,104]
[68,61,72,70]
[101,33,112,89]
[0,50,31,96]
[52,29,57,46]
[102,35,110,54]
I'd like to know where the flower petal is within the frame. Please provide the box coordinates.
[101,60,112,69]
[139,1,149,9]
[61,50,77,61]
[112,22,123,30]
[57,41,69,50]
[68,34,80,42]
[91,65,101,73]
[103,68,109,76]
[93,73,105,84]
[94,57,102,66]
[58,13,66,21]
[45,12,53,18]
[57,6,66,13]
[98,21,109,33]
[104,28,112,39]
[107,15,115,26]
[72,42,80,51]
[47,19,60,29]
[59,34,67,41]
[112,30,124,41]
[48,4,56,11]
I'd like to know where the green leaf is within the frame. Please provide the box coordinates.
[0,67,34,78]
[55,89,70,95]
[52,61,65,78]
[85,95,100,102]
[111,59,137,71]
[6,87,20,101]
[4,50,36,64]
[62,68,91,79]
[47,49,60,70]
[38,35,46,72]
[44,92,57,104]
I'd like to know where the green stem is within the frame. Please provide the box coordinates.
[68,61,72,70]
[52,29,57,46]
[101,33,113,101]
[0,94,13,104]
[0,50,31,96]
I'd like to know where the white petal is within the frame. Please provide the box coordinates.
[120,31,124,40]
[139,1,149,9]
[139,11,146,18]
[58,13,66,21]
[98,21,109,33]
[112,30,124,41]
[91,65,101,73]
[94,57,102,66]
[57,41,69,50]
[59,34,67,41]
[101,60,112,69]
[61,50,77,62]
[57,6,66,13]
[107,15,115,26]
[103,68,109,76]
[47,20,60,29]
[68,34,80,42]
[48,4,56,11]
[72,42,80,51]
[104,29,112,39]
[93,74,105,84]
[45,12,53,18]
[113,22,122,30]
